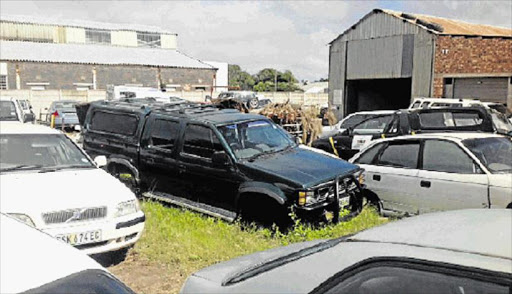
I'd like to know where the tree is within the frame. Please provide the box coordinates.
[228,64,255,90]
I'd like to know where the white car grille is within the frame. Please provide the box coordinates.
[42,207,107,224]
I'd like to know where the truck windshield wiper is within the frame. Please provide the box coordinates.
[0,164,44,172]
[247,149,279,162]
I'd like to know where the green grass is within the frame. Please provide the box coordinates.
[133,200,388,276]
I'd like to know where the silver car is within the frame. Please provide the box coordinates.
[181,209,512,294]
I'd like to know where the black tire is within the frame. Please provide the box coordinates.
[247,98,259,109]
[239,194,291,231]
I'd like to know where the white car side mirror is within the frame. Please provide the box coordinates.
[94,156,107,168]
[74,125,81,132]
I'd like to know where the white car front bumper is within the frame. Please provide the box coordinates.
[41,211,145,255]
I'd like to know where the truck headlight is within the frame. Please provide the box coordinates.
[115,200,139,217]
[298,191,316,206]
[8,213,35,227]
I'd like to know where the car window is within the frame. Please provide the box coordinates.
[182,124,223,159]
[411,101,421,109]
[340,115,368,129]
[0,101,19,121]
[353,116,393,133]
[0,134,93,171]
[377,141,419,168]
[422,140,476,174]
[323,265,509,294]
[150,119,180,151]
[90,111,138,136]
[355,143,385,165]
[463,137,512,173]
[419,112,483,128]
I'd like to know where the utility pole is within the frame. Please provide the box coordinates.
[274,69,277,92]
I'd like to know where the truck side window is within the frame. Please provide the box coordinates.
[151,119,179,151]
[182,125,223,159]
[90,111,138,135]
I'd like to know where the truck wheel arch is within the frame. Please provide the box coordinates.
[107,157,140,184]
[235,182,288,211]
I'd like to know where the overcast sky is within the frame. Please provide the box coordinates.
[1,1,511,81]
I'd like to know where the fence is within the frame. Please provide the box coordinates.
[0,89,329,119]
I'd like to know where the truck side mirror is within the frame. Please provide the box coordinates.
[212,151,231,167]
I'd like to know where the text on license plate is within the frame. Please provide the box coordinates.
[56,230,102,246]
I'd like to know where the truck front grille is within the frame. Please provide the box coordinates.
[42,207,107,224]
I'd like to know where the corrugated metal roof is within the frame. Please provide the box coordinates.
[382,9,512,37]
[0,14,175,35]
[0,40,215,69]
[332,8,512,44]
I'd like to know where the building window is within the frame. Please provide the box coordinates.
[0,75,7,90]
[443,78,453,85]
[85,29,111,45]
[137,32,161,48]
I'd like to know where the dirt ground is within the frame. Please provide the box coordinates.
[108,251,186,294]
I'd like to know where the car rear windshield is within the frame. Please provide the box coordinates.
[463,137,512,173]
[340,115,368,129]
[0,134,93,173]
[0,101,19,121]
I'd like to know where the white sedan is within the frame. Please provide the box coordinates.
[349,133,512,216]
[0,123,145,256]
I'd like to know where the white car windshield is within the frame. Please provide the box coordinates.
[0,134,94,173]
[218,120,295,159]
[0,101,19,121]
[463,137,512,173]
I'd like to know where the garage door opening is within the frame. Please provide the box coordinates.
[345,78,412,114]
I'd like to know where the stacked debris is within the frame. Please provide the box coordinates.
[259,101,323,145]
[211,98,249,113]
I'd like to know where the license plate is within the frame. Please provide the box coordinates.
[339,196,350,208]
[56,230,102,246]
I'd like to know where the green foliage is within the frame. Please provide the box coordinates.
[228,65,301,92]
[134,201,388,276]
[228,64,255,90]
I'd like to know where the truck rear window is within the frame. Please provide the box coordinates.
[90,111,138,135]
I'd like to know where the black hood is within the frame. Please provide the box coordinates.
[238,146,359,189]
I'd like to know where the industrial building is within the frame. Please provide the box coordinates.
[328,9,512,117]
[0,15,216,92]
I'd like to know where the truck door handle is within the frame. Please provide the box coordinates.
[373,174,381,181]
[420,180,431,188]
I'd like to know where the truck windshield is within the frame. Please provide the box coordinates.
[218,120,295,159]
[0,134,94,173]
[463,137,512,173]
[0,101,19,121]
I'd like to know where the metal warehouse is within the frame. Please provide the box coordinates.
[329,9,512,117]
[0,15,216,92]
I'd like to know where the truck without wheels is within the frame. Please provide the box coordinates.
[79,100,366,227]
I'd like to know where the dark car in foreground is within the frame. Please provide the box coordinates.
[181,209,512,294]
[79,100,365,226]
[313,107,512,160]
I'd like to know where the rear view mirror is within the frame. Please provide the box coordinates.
[212,151,231,167]
[94,156,107,168]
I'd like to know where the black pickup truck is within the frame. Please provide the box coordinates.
[313,107,512,160]
[78,100,365,227]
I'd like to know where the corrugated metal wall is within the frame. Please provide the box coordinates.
[111,31,138,47]
[329,12,435,116]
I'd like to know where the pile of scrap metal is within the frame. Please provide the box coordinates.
[211,98,250,113]
[259,101,323,145]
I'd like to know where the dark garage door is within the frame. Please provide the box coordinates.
[453,77,508,103]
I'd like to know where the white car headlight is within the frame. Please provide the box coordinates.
[115,199,139,217]
[8,213,35,227]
